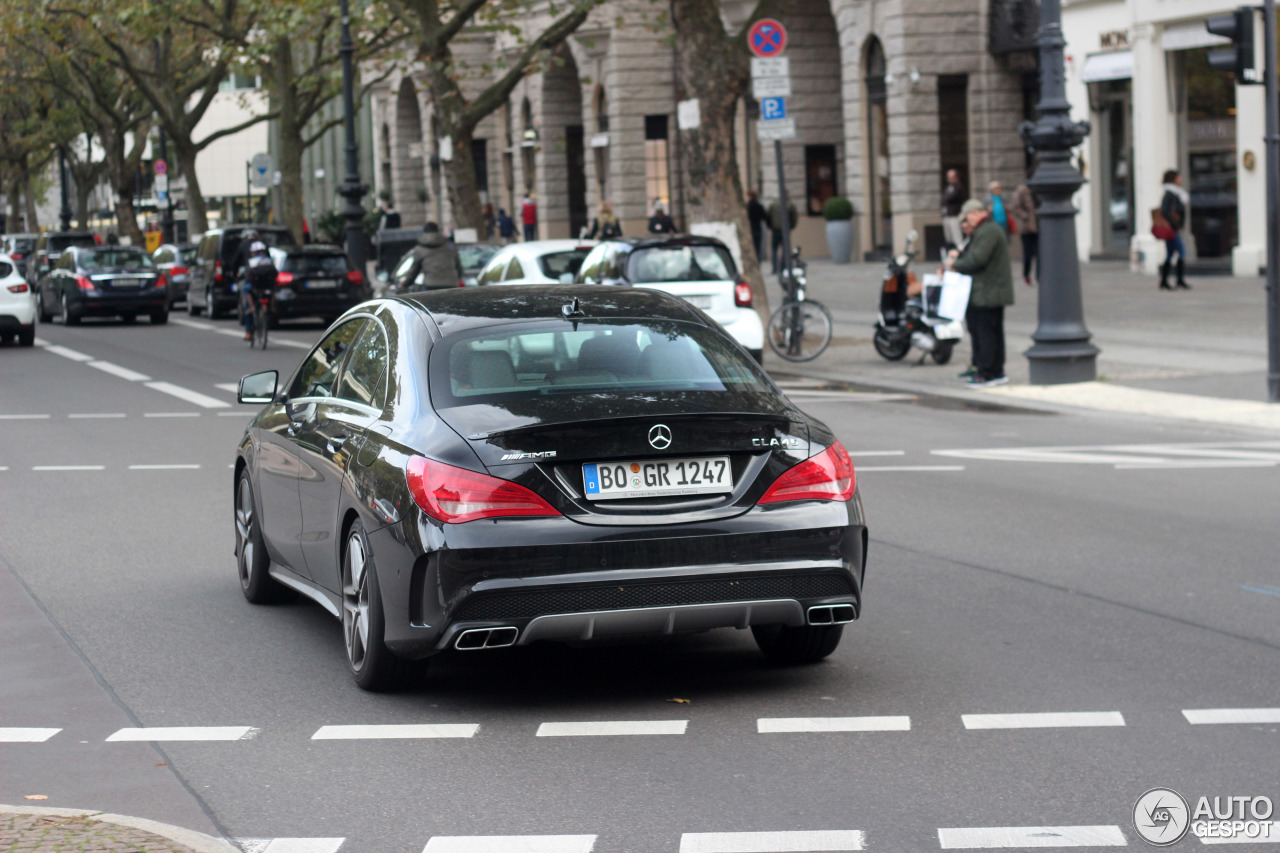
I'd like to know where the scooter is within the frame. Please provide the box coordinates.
[872,229,962,365]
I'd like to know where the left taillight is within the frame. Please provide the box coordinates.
[276,272,294,286]
[346,270,364,286]
[734,278,753,307]
[7,283,29,293]
[406,455,560,524]
[75,274,94,291]
[758,441,856,505]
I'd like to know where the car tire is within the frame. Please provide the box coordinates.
[751,623,843,664]
[151,309,169,325]
[17,327,35,347]
[207,289,225,320]
[930,341,954,365]
[38,291,52,323]
[343,519,414,691]
[235,473,286,604]
[187,296,202,316]
[61,293,81,326]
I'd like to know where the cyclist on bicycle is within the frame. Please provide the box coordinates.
[240,238,277,340]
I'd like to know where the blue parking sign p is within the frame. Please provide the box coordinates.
[761,97,787,121]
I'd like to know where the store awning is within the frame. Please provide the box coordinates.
[1162,22,1230,51]
[1081,51,1134,83]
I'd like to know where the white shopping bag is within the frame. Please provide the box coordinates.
[937,271,972,321]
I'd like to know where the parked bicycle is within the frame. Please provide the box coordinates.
[767,246,832,362]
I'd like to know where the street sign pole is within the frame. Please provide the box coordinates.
[749,19,792,285]
[1265,0,1280,401]
[776,140,792,279]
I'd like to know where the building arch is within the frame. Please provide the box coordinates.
[394,78,427,227]
[540,45,588,238]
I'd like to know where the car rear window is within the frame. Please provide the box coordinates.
[536,250,591,281]
[79,249,154,271]
[627,245,736,283]
[282,254,350,276]
[179,247,199,264]
[11,239,34,253]
[0,261,13,277]
[51,235,97,252]
[458,244,499,273]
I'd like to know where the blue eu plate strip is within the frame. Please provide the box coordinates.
[583,464,600,495]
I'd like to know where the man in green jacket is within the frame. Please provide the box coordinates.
[947,198,1013,387]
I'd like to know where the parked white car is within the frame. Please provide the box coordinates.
[473,240,598,287]
[576,236,765,362]
[0,253,37,346]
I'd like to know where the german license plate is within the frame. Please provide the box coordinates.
[582,456,731,500]
[113,278,141,287]
[683,295,712,309]
[307,278,338,289]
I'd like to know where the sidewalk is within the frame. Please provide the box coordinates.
[0,804,236,852]
[764,257,1280,431]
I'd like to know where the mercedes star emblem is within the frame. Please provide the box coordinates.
[648,424,672,450]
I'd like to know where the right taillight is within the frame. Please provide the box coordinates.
[276,272,294,286]
[406,455,560,524]
[8,283,29,293]
[214,260,223,283]
[758,441,856,505]
[734,278,753,307]
[75,274,94,291]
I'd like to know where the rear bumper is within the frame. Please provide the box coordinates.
[0,314,36,330]
[273,287,369,319]
[721,306,765,351]
[75,291,168,315]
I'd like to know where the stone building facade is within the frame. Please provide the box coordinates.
[367,0,1036,262]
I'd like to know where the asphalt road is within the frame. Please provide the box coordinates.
[2,311,1278,853]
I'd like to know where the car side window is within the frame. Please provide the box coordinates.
[578,247,602,283]
[503,258,526,281]
[335,322,389,409]
[477,254,507,286]
[289,319,367,400]
[600,247,625,282]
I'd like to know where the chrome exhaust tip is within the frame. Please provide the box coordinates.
[454,626,520,650]
[806,604,856,625]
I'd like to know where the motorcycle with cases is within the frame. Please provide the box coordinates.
[872,229,963,364]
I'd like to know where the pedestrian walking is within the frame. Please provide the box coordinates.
[946,199,1013,388]
[480,202,495,241]
[648,202,677,234]
[1011,180,1039,286]
[586,201,623,239]
[497,208,516,243]
[521,193,538,242]
[941,169,965,249]
[767,198,798,274]
[378,198,401,231]
[986,181,1011,234]
[746,190,767,261]
[1155,169,1189,290]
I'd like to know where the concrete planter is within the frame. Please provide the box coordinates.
[825,219,853,264]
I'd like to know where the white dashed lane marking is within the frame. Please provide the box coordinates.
[30,465,105,472]
[236,839,346,853]
[845,450,905,457]
[128,464,202,470]
[0,727,61,742]
[87,360,151,382]
[173,318,215,331]
[1183,708,1280,725]
[311,724,478,740]
[536,720,688,737]
[680,831,865,852]
[105,726,258,742]
[423,836,597,853]
[44,344,94,362]
[757,716,910,733]
[935,441,1280,470]
[0,414,50,420]
[144,381,230,408]
[68,413,127,419]
[216,382,241,394]
[937,826,1128,848]
[144,412,201,418]
[962,712,1125,730]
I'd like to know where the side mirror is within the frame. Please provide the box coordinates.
[238,370,279,404]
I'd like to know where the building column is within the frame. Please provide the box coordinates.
[1233,81,1266,276]
[1130,22,1177,275]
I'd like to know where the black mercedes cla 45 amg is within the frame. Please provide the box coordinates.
[233,286,868,690]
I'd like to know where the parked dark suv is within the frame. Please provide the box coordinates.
[269,245,370,324]
[187,225,297,319]
[31,232,98,281]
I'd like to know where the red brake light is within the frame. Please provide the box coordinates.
[346,270,364,286]
[214,260,223,283]
[406,455,560,524]
[93,234,103,245]
[458,279,465,288]
[759,441,856,505]
[170,265,188,277]
[734,278,753,307]
[7,283,29,293]
[12,253,23,260]
[75,274,94,291]
[276,272,294,286]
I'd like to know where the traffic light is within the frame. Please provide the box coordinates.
[1206,6,1259,83]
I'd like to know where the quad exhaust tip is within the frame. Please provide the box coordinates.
[454,626,519,650]
[807,604,856,625]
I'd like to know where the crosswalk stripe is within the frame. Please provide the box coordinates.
[236,839,346,853]
[1183,708,1280,725]
[106,726,257,742]
[680,830,865,852]
[422,836,596,852]
[937,826,1128,848]
[536,720,687,737]
[757,717,910,733]
[311,724,478,740]
[962,712,1125,730]
[0,727,61,742]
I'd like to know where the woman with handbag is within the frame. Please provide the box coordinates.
[1154,169,1189,290]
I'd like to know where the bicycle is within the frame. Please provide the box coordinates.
[244,284,271,350]
[766,247,833,362]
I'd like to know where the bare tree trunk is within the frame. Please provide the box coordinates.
[272,44,307,244]
[443,125,483,232]
[21,163,39,232]
[7,176,22,231]
[172,140,208,234]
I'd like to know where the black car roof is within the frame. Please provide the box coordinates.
[609,235,729,250]
[397,284,705,334]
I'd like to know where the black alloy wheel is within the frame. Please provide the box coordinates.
[235,473,285,604]
[60,293,80,326]
[342,520,413,691]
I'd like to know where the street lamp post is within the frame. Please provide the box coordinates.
[1019,0,1099,384]
[58,147,73,231]
[157,125,175,244]
[337,0,367,272]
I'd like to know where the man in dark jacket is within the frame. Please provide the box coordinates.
[941,169,965,249]
[746,190,767,261]
[648,203,677,234]
[397,223,462,291]
[767,199,798,274]
[947,199,1013,388]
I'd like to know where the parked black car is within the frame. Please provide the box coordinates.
[233,286,866,690]
[269,245,371,324]
[187,225,297,319]
[36,246,169,325]
[31,231,98,281]
[152,242,198,307]
[1,233,38,280]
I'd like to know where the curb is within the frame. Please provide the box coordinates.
[0,803,240,852]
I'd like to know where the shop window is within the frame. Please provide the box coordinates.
[805,145,838,216]
[645,115,670,208]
